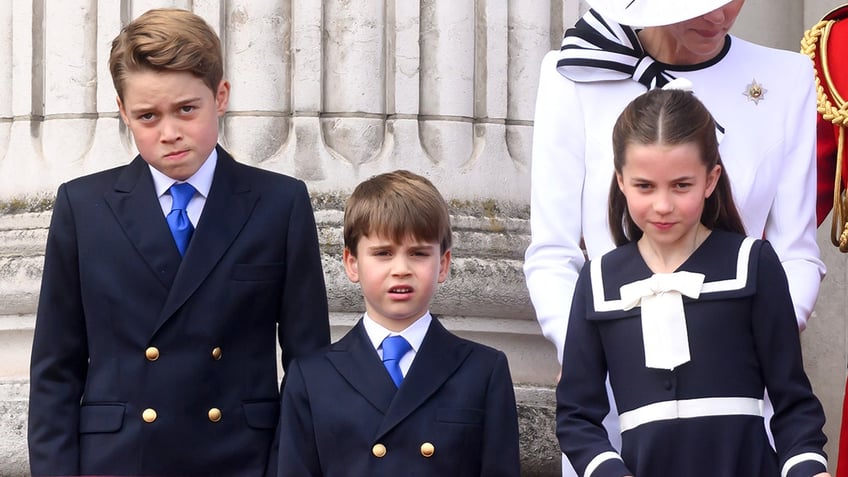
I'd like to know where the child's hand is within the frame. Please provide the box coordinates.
[813,473,831,477]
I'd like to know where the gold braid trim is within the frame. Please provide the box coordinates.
[802,19,848,251]
[837,129,848,252]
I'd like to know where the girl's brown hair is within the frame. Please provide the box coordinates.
[608,88,745,245]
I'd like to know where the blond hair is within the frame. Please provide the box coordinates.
[344,170,452,256]
[109,8,223,100]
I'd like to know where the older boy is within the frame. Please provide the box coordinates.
[277,170,521,476]
[27,8,329,477]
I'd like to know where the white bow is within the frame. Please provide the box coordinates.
[620,272,705,370]
[662,77,694,92]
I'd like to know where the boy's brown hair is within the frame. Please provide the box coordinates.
[109,8,223,100]
[344,170,452,256]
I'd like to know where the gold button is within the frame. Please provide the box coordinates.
[420,442,435,458]
[371,443,386,458]
[208,408,222,422]
[142,408,157,423]
[145,347,159,361]
[211,347,222,360]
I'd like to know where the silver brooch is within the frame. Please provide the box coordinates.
[743,79,767,105]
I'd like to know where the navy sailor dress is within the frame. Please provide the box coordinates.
[556,229,827,477]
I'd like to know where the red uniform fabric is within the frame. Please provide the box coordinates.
[808,6,848,475]
[811,5,848,227]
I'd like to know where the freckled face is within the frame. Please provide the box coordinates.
[344,235,450,332]
[616,142,720,256]
[117,69,229,181]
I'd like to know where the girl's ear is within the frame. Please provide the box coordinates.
[704,164,721,198]
[616,171,625,192]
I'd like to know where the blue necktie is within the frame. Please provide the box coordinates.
[381,335,411,388]
[166,182,196,256]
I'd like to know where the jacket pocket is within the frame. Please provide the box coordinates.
[243,400,280,429]
[79,403,125,433]
[232,263,285,282]
[436,408,484,426]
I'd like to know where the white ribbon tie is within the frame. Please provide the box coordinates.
[620,271,705,370]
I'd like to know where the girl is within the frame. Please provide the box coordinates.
[556,88,829,477]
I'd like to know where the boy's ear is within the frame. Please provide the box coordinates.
[116,96,129,125]
[437,249,451,283]
[343,247,360,283]
[215,80,230,117]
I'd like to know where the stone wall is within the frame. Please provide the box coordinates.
[2,1,847,475]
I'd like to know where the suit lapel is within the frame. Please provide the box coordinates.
[105,156,182,290]
[154,148,259,332]
[375,318,472,438]
[327,321,397,414]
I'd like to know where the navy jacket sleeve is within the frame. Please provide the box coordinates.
[277,180,330,371]
[480,351,522,476]
[28,184,88,476]
[556,264,631,477]
[278,359,322,477]
[266,179,329,477]
[752,241,827,477]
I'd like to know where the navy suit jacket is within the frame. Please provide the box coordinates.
[278,317,521,476]
[28,146,330,477]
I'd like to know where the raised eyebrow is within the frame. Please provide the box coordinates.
[126,98,201,116]
[176,97,203,107]
[126,105,155,116]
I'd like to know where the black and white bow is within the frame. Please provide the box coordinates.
[557,9,676,89]
[556,9,725,138]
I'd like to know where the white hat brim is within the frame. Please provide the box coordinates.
[585,0,735,27]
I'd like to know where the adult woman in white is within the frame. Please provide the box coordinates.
[523,1,825,475]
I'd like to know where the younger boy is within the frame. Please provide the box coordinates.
[277,170,521,476]
[28,9,329,477]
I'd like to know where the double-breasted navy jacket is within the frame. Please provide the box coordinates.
[278,317,521,476]
[28,146,330,477]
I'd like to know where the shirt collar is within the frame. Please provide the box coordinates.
[149,148,218,199]
[362,312,432,353]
